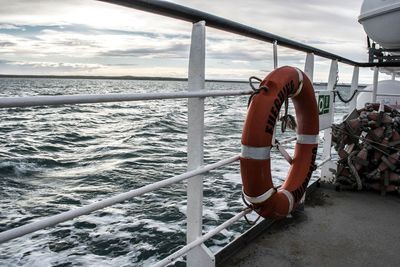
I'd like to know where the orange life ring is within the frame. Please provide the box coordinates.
[240,66,319,219]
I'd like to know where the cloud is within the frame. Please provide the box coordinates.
[8,60,102,70]
[207,39,270,61]
[171,0,367,61]
[0,0,191,34]
[0,26,193,60]
[0,24,22,30]
[0,41,15,47]
[105,63,137,67]
[102,43,189,58]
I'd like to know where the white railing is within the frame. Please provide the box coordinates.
[1,3,399,267]
[0,90,251,108]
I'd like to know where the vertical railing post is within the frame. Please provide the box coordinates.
[304,53,314,81]
[301,52,314,203]
[372,66,379,103]
[327,60,338,92]
[320,60,337,182]
[348,66,359,112]
[273,40,278,69]
[271,41,278,146]
[186,20,215,267]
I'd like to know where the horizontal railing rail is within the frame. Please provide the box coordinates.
[376,93,400,97]
[1,89,399,109]
[99,0,400,68]
[0,90,252,108]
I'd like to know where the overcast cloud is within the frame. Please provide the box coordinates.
[0,0,387,82]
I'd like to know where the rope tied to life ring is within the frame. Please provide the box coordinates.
[241,192,262,225]
[248,76,296,133]
[248,76,269,107]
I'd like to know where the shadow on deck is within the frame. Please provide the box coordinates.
[217,184,400,266]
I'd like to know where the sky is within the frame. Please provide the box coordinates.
[0,0,389,83]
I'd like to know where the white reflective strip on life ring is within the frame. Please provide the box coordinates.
[296,134,319,144]
[279,189,294,213]
[290,68,304,98]
[241,145,271,160]
[243,187,276,204]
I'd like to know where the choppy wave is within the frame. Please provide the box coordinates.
[0,78,349,266]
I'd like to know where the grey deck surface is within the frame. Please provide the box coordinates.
[222,186,400,267]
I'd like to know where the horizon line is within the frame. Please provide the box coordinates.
[0,74,358,86]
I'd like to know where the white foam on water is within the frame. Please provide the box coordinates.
[140,218,183,233]
[222,173,241,184]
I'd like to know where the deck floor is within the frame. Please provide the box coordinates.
[221,186,400,267]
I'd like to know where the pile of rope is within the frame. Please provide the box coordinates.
[332,103,400,195]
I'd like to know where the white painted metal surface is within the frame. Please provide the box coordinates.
[273,51,290,173]
[377,92,400,97]
[304,53,314,81]
[280,53,315,205]
[0,90,252,108]
[372,66,379,103]
[186,21,215,267]
[320,60,337,182]
[0,155,240,244]
[271,40,279,146]
[359,0,400,49]
[357,79,400,108]
[327,60,339,93]
[348,66,359,112]
[273,41,278,69]
[317,157,332,168]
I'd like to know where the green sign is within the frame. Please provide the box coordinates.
[318,95,330,115]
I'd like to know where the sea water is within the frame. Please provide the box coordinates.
[0,78,350,266]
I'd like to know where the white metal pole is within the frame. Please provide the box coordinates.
[320,60,338,182]
[304,53,314,81]
[186,21,215,267]
[273,40,278,69]
[372,66,379,103]
[327,60,338,92]
[348,66,359,112]
[300,52,314,204]
[271,41,278,146]
[0,90,252,108]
